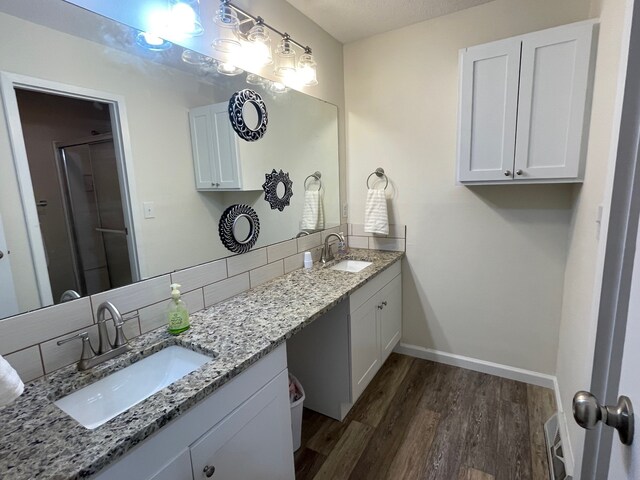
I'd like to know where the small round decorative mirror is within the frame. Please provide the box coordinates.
[219,204,260,253]
[228,89,268,142]
[262,169,293,211]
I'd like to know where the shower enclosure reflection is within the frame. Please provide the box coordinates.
[15,89,137,304]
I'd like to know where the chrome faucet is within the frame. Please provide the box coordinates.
[321,233,345,264]
[57,301,134,371]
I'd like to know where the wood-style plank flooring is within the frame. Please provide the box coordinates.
[294,353,556,480]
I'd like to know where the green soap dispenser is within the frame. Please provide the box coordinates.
[167,283,190,335]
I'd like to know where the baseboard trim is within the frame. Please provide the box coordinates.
[394,343,556,389]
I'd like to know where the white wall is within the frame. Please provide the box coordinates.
[344,0,595,375]
[555,0,629,475]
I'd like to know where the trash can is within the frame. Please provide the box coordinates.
[289,373,305,451]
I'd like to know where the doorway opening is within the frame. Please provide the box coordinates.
[13,88,138,302]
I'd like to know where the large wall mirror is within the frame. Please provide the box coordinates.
[0,0,340,321]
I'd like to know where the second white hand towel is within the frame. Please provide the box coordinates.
[0,354,24,407]
[300,190,325,230]
[364,188,389,235]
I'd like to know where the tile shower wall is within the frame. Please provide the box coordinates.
[1,223,406,381]
[0,224,347,382]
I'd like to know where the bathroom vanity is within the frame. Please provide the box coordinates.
[0,249,403,479]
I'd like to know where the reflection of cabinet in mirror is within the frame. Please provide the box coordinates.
[189,102,264,191]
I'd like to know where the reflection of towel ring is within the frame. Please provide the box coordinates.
[304,171,322,191]
[366,167,388,190]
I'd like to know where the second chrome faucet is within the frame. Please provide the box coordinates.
[57,301,134,371]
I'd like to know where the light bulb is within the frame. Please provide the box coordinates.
[297,52,318,86]
[167,0,203,37]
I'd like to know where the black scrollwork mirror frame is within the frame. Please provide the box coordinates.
[262,169,293,212]
[228,89,268,142]
[218,204,261,254]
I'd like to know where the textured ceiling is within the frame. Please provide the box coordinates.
[285,0,497,43]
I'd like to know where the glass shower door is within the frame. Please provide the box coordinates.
[59,136,133,296]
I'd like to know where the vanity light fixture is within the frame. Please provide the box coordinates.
[212,0,319,87]
[213,1,241,53]
[135,31,173,51]
[168,0,204,37]
[217,62,244,76]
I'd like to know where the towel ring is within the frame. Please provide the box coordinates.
[304,171,322,191]
[366,167,388,190]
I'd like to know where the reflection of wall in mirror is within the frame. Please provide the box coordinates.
[0,10,341,318]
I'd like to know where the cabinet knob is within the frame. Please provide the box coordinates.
[377,304,383,310]
[381,301,387,307]
[0,251,3,259]
[211,182,215,187]
[516,169,523,176]
[504,170,512,177]
[203,465,216,478]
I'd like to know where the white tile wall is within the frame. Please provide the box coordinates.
[90,275,171,322]
[226,248,267,277]
[297,232,323,252]
[347,235,369,249]
[203,273,250,307]
[250,261,284,288]
[5,346,44,382]
[0,298,93,355]
[266,239,298,263]
[284,253,303,274]
[350,223,406,238]
[369,237,405,252]
[170,260,227,292]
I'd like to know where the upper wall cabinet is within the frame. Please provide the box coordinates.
[457,21,597,184]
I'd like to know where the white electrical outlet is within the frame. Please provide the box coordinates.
[342,203,348,218]
[143,201,155,219]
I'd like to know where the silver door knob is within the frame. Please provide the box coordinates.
[504,170,512,176]
[516,169,523,176]
[203,465,216,477]
[573,391,634,445]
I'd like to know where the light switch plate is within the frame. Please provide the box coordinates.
[143,202,155,219]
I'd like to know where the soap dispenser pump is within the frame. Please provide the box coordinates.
[167,283,190,335]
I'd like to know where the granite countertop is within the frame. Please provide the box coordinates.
[0,248,403,479]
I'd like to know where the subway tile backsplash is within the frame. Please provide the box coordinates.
[0,223,400,382]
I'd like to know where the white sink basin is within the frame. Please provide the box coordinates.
[330,260,373,273]
[54,345,212,429]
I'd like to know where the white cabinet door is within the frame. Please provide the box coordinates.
[457,39,521,182]
[514,23,595,181]
[189,103,241,190]
[350,297,380,402]
[190,370,294,480]
[148,450,193,480]
[379,274,402,363]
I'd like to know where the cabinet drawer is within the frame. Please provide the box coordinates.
[190,370,294,480]
[349,260,401,313]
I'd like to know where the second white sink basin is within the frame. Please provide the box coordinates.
[54,345,212,429]
[330,260,373,273]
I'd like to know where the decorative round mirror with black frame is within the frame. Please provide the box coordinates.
[219,204,261,254]
[228,89,268,142]
[262,169,293,211]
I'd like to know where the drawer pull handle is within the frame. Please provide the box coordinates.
[203,465,216,477]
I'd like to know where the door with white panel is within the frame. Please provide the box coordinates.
[457,39,521,182]
[189,370,294,480]
[379,274,402,363]
[350,297,380,402]
[0,214,19,318]
[514,23,595,181]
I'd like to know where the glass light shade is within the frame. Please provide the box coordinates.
[246,23,272,66]
[246,73,266,86]
[217,62,244,76]
[181,49,208,65]
[213,3,241,53]
[168,0,204,37]
[274,37,296,77]
[269,81,289,94]
[136,32,172,51]
[298,52,318,86]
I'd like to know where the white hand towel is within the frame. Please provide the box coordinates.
[364,188,389,235]
[0,354,24,408]
[300,190,325,230]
